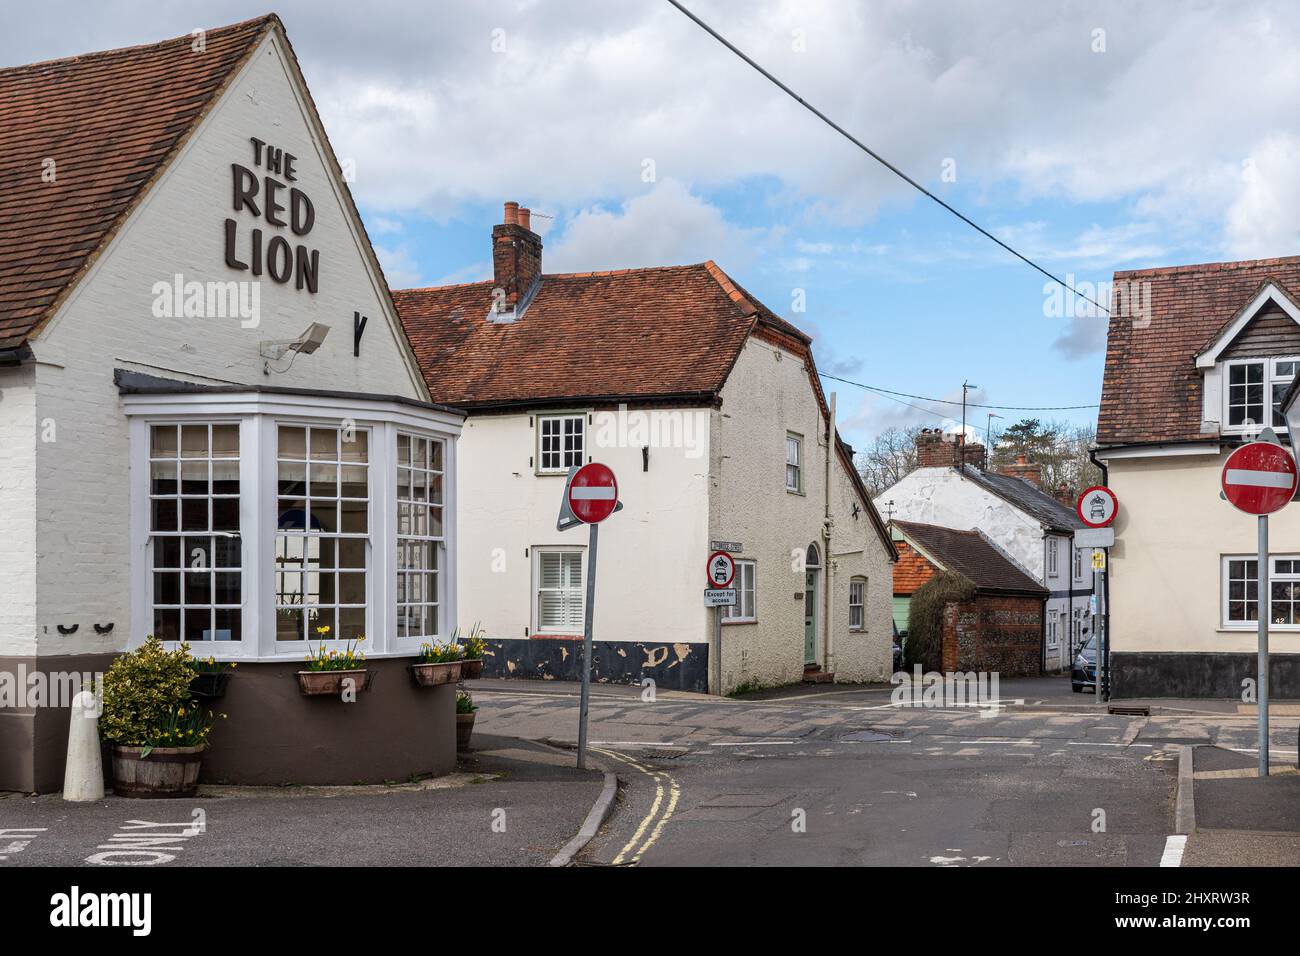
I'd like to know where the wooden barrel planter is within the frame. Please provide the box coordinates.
[460,659,484,680]
[456,712,475,752]
[410,661,462,687]
[111,745,206,798]
[297,669,369,696]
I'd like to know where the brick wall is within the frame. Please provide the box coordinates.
[941,594,1043,676]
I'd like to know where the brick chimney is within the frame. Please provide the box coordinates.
[1053,483,1073,506]
[960,441,986,471]
[999,454,1043,487]
[915,429,957,468]
[491,201,542,310]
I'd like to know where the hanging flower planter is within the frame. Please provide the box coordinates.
[297,629,369,697]
[411,640,464,687]
[460,659,484,680]
[297,669,369,696]
[410,661,462,686]
[189,657,237,699]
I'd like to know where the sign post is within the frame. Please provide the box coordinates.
[1221,439,1298,777]
[1077,487,1118,700]
[705,551,737,694]
[561,463,620,771]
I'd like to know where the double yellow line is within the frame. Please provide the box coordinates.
[594,747,681,866]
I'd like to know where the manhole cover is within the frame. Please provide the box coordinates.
[840,729,894,743]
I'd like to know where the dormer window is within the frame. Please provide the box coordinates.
[1223,357,1299,433]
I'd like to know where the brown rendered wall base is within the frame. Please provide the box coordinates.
[0,652,117,794]
[0,655,457,792]
[199,658,456,786]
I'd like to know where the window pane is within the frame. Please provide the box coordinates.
[212,424,239,459]
[180,425,208,458]
[279,426,307,459]
[150,424,178,458]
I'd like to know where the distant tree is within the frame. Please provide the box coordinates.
[855,424,925,496]
[989,417,1100,500]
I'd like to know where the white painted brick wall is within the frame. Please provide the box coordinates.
[26,34,426,657]
[0,365,38,655]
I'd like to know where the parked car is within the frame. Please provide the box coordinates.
[1071,634,1097,692]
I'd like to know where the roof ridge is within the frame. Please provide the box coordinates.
[1114,254,1300,279]
[0,14,277,76]
[393,262,715,296]
[702,259,759,316]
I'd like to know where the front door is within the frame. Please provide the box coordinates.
[804,569,818,664]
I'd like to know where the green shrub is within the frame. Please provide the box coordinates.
[905,571,976,673]
[100,637,198,746]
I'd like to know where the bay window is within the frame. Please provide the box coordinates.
[397,432,445,640]
[125,385,460,660]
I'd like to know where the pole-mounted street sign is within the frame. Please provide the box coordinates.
[1076,485,1118,528]
[706,550,736,588]
[557,462,622,771]
[1221,438,1299,778]
[1221,441,1298,515]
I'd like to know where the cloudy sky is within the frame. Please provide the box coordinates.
[9,1,1300,449]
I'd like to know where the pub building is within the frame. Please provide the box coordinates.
[0,15,464,791]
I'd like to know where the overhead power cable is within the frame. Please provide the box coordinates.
[665,0,1112,315]
[818,371,1100,411]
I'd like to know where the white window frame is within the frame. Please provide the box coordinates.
[537,413,585,474]
[124,390,461,661]
[395,432,447,644]
[848,576,866,631]
[1072,544,1083,581]
[1047,538,1059,577]
[722,559,757,623]
[1221,553,1300,631]
[532,546,586,634]
[1221,356,1300,435]
[786,433,803,493]
[1046,609,1059,649]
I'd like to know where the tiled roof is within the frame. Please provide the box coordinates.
[892,537,937,594]
[893,521,1047,597]
[0,16,275,349]
[960,466,1084,533]
[1098,256,1300,446]
[394,261,798,410]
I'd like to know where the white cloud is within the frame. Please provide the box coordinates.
[545,179,766,273]
[1226,133,1300,259]
[373,243,425,289]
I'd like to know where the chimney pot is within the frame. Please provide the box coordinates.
[518,207,531,231]
[503,201,519,226]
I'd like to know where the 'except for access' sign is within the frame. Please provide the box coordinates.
[1222,441,1298,516]
[704,589,737,607]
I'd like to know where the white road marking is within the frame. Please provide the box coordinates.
[713,740,796,746]
[1160,834,1187,867]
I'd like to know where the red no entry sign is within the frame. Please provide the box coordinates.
[567,462,619,524]
[1222,441,1298,515]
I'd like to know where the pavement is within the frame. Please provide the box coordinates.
[1180,743,1300,867]
[0,734,604,866]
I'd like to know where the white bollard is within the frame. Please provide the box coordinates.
[62,690,104,802]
